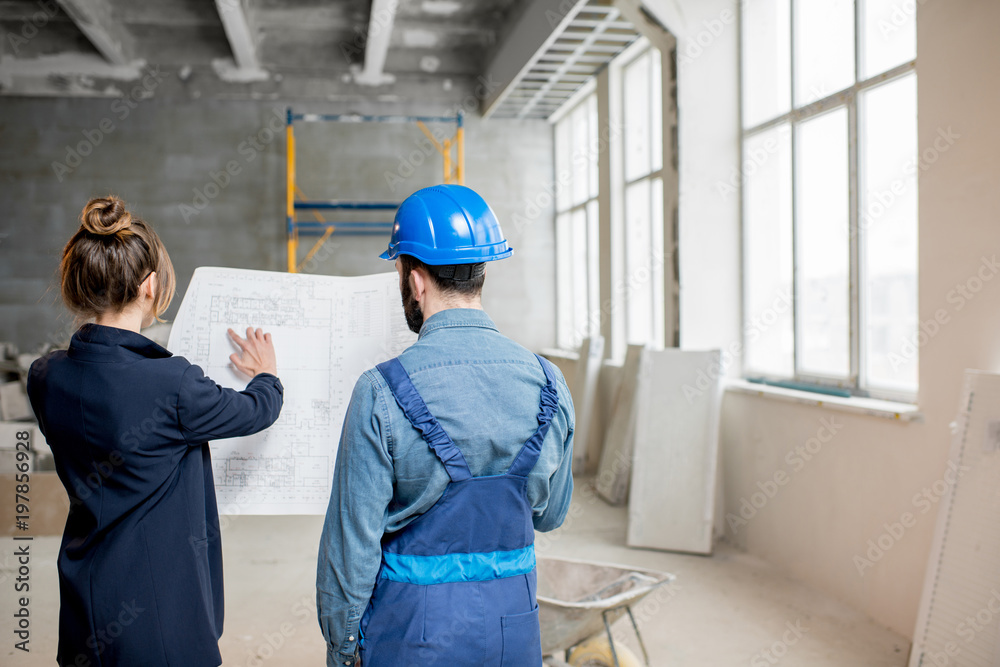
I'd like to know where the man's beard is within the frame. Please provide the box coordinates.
[401,273,424,334]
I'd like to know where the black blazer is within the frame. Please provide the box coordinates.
[27,324,284,667]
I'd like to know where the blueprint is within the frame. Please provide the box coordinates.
[167,267,415,514]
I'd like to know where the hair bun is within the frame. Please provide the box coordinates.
[81,196,133,236]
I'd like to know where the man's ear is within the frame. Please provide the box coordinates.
[410,267,427,303]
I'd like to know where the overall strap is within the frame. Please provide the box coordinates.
[507,354,559,477]
[376,359,473,482]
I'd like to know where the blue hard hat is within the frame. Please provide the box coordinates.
[379,184,513,265]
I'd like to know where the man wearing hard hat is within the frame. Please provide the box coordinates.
[316,184,575,667]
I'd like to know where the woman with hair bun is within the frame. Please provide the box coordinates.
[27,196,284,667]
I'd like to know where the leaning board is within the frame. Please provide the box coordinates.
[168,267,415,515]
[595,344,645,505]
[570,336,605,475]
[627,349,722,555]
[909,370,1000,667]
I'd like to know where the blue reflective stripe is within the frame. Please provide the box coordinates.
[381,545,535,585]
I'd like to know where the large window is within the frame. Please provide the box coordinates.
[621,46,665,349]
[555,93,600,350]
[741,0,917,399]
[552,40,667,356]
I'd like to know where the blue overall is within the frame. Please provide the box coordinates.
[359,354,558,667]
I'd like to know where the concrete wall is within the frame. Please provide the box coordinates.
[646,0,1000,639]
[0,99,556,353]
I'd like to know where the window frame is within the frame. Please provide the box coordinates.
[553,87,601,350]
[619,43,667,351]
[550,34,675,360]
[740,0,917,402]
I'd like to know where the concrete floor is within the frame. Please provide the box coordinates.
[1,478,910,666]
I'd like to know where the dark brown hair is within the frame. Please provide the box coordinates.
[60,196,176,321]
[400,254,486,297]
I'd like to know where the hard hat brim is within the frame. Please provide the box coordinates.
[379,242,512,265]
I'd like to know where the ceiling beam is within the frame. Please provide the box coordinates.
[55,0,135,66]
[480,0,589,118]
[611,0,676,53]
[213,0,267,81]
[353,0,399,86]
[0,52,147,97]
[0,63,479,109]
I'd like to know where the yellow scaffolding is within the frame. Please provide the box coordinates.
[285,109,465,273]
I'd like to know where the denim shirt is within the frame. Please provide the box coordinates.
[316,308,575,666]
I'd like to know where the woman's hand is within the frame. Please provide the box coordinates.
[228,327,278,378]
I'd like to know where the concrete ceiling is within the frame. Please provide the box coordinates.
[0,0,521,101]
[0,0,658,118]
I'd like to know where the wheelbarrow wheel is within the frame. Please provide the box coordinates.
[567,637,643,667]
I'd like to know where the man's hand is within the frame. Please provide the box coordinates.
[228,327,278,378]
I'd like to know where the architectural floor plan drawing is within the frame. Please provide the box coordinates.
[168,267,415,514]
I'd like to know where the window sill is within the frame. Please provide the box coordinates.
[540,348,580,363]
[725,378,922,422]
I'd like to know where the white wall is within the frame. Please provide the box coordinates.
[643,0,1000,638]
[640,0,742,358]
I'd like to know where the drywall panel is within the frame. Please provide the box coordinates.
[570,336,604,475]
[628,348,722,555]
[596,344,645,505]
[909,370,1000,667]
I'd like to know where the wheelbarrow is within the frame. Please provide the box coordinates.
[537,556,675,667]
